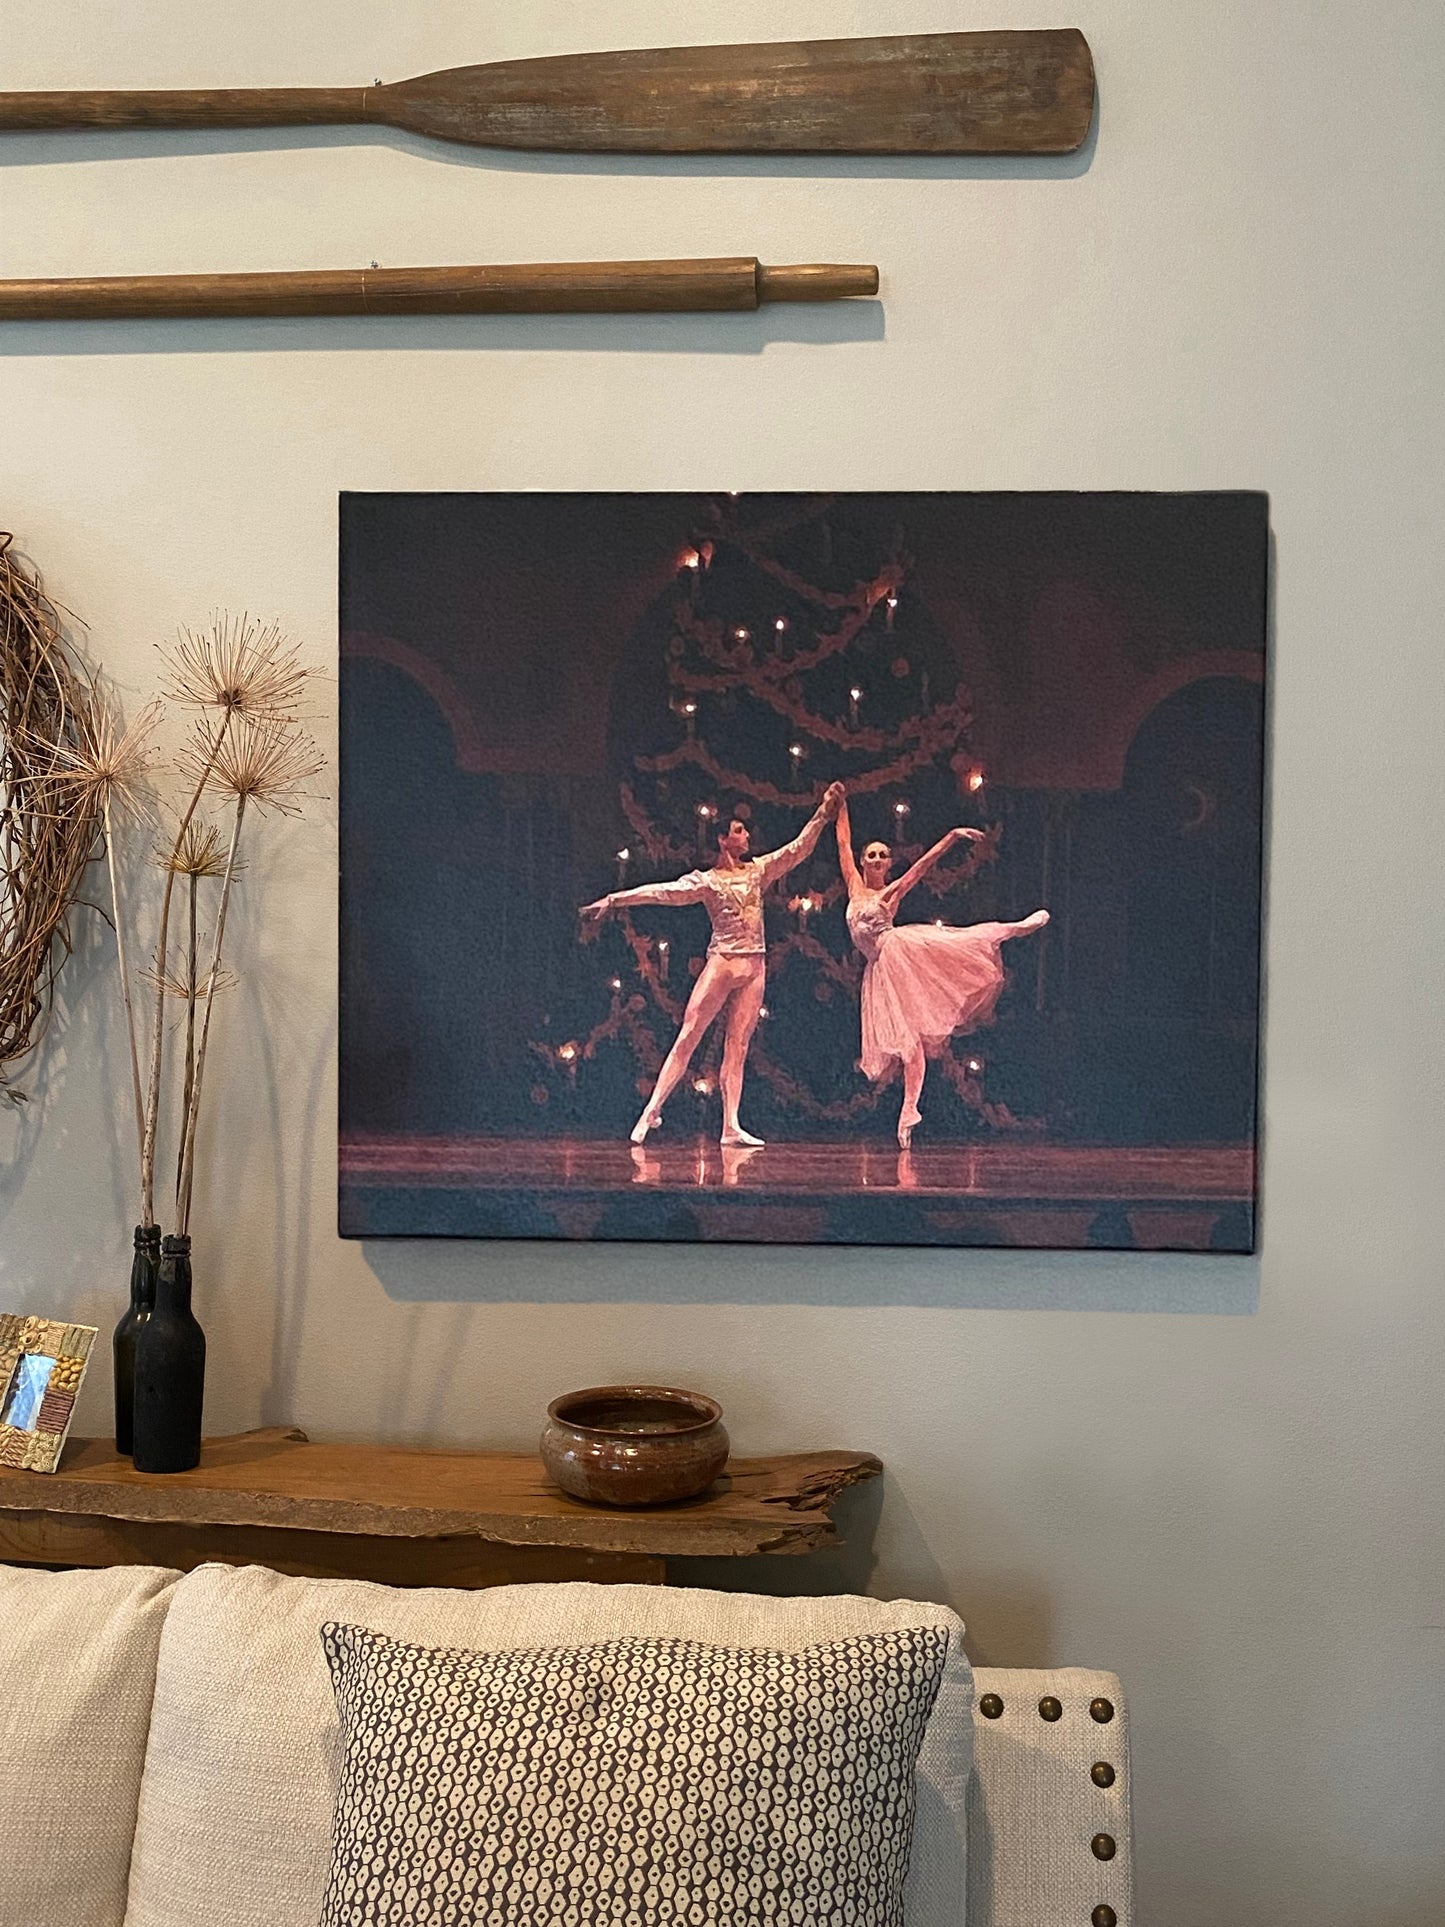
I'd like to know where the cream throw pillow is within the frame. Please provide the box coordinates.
[0,1563,179,1927]
[125,1566,971,1927]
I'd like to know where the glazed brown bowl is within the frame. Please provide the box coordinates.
[540,1385,729,1508]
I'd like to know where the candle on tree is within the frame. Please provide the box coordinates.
[616,846,631,886]
[849,684,863,728]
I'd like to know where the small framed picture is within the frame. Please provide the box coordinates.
[0,1314,96,1473]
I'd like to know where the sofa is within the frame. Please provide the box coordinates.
[1,1560,1133,1927]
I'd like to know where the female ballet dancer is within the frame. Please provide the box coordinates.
[835,798,1049,1147]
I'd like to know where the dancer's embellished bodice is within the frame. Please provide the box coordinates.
[611,821,826,959]
[845,891,895,962]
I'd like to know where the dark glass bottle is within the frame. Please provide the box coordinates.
[112,1223,161,1455]
[132,1234,206,1474]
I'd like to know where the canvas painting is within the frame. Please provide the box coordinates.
[340,491,1265,1250]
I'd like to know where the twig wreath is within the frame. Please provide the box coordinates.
[0,534,100,1102]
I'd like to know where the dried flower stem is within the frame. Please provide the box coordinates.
[140,720,229,1225]
[174,871,199,1204]
[102,793,147,1184]
[176,791,245,1235]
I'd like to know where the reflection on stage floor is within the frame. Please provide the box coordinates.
[340,1135,1255,1252]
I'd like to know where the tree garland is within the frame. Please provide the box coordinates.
[543,495,1035,1131]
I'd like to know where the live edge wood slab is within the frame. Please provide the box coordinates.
[0,1427,882,1589]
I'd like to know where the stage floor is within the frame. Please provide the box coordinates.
[340,1135,1255,1251]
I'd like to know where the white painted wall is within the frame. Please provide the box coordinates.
[3,3,1442,1919]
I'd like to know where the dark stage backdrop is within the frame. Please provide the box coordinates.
[339,492,1266,1251]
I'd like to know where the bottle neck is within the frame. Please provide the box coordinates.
[155,1235,194,1315]
[130,1225,160,1312]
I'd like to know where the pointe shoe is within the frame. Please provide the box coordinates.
[630,1108,662,1145]
[721,1126,766,1149]
[1012,909,1050,937]
[897,1106,921,1151]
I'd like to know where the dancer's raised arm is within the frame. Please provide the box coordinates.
[579,874,707,923]
[881,826,985,913]
[835,798,862,897]
[755,781,846,887]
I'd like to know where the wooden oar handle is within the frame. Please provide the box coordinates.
[0,87,368,130]
[0,259,879,320]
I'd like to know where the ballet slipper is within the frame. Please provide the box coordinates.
[630,1107,662,1145]
[721,1126,766,1148]
[1010,909,1050,937]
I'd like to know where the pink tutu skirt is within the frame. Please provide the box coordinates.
[858,921,1010,1080]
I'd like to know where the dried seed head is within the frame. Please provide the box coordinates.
[164,819,234,879]
[41,690,161,816]
[186,715,326,815]
[161,613,309,721]
[140,961,238,1001]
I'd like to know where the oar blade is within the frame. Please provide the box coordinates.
[378,30,1095,156]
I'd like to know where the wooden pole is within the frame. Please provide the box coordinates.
[0,259,879,321]
[0,31,1095,156]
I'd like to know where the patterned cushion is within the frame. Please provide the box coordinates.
[320,1620,951,1927]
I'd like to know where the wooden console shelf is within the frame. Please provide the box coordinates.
[0,1427,882,1588]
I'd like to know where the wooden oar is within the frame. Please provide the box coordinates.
[0,259,879,321]
[0,30,1094,155]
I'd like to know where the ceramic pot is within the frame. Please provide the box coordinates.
[541,1385,729,1507]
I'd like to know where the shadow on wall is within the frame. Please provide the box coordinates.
[670,1480,1057,1672]
[0,302,885,359]
[0,906,133,1252]
[362,1236,1260,1315]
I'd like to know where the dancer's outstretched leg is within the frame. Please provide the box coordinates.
[631,957,738,1143]
[720,964,767,1147]
[898,1045,927,1149]
[1000,908,1050,940]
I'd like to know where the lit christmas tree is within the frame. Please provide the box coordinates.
[535,493,1029,1136]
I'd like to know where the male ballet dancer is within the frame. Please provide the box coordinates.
[580,782,845,1147]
